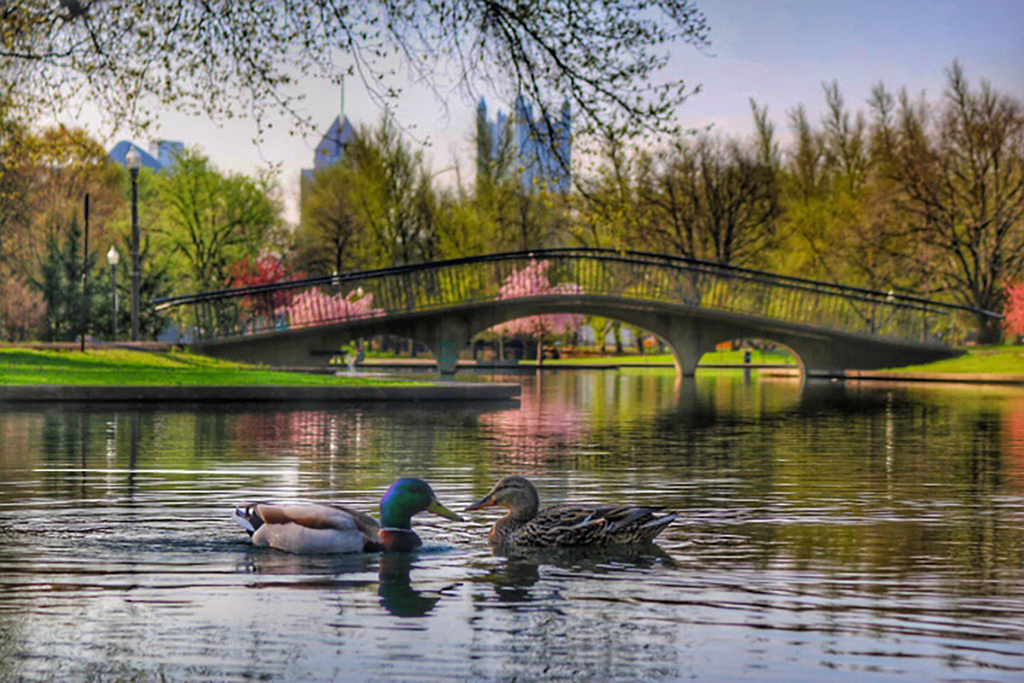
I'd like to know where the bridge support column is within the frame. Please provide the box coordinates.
[416,317,472,377]
[436,338,462,376]
[660,319,732,377]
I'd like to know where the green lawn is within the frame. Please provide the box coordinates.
[0,348,410,386]
[536,353,675,366]
[883,346,1024,374]
[529,346,1024,375]
[11,345,1018,383]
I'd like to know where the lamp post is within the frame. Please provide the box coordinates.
[107,245,120,342]
[125,147,142,342]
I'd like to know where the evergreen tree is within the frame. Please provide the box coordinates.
[34,215,93,341]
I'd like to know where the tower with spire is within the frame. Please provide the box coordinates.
[302,77,358,186]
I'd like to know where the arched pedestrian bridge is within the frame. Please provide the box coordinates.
[154,249,997,378]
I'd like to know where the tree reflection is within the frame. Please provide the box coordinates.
[1001,396,1024,491]
[465,545,684,681]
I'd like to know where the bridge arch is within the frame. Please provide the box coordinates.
[438,297,817,377]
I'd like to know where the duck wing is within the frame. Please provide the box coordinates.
[518,504,675,546]
[329,504,383,546]
[514,504,609,546]
[249,503,383,554]
[255,503,353,530]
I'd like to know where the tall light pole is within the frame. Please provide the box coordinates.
[80,193,90,352]
[125,147,142,342]
[107,245,120,342]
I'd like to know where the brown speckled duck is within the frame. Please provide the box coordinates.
[233,478,462,554]
[464,475,677,548]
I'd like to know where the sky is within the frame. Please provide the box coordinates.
[101,0,1024,222]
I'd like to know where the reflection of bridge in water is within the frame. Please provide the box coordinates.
[154,249,998,378]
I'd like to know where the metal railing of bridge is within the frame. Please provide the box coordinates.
[153,249,1000,347]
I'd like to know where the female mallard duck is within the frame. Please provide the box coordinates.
[464,475,677,548]
[232,478,462,554]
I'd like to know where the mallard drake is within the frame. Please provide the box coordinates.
[464,475,677,548]
[233,478,462,554]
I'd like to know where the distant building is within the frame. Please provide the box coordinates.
[149,140,184,169]
[108,139,183,171]
[301,115,358,185]
[477,96,571,194]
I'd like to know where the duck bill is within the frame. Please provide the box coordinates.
[464,492,497,511]
[427,498,464,522]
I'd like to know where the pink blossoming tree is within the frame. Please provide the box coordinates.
[1004,282,1024,340]
[489,259,583,360]
[277,287,383,328]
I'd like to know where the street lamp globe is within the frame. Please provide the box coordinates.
[125,147,142,172]
[107,245,120,266]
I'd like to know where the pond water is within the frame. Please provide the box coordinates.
[0,369,1022,681]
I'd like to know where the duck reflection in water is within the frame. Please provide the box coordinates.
[476,544,676,606]
[238,549,458,618]
[377,552,459,617]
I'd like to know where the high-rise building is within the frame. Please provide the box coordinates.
[477,96,571,194]
[301,115,358,186]
[109,139,182,171]
[149,140,184,169]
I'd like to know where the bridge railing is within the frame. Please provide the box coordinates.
[153,249,997,347]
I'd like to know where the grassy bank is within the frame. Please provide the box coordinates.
[884,346,1024,374]
[517,345,1024,377]
[0,348,411,387]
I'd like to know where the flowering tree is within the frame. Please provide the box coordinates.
[230,254,291,289]
[1004,282,1024,340]
[230,254,298,319]
[489,260,583,359]
[278,287,383,328]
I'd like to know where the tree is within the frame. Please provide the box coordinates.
[775,86,881,286]
[345,117,439,267]
[1,123,121,299]
[296,117,442,271]
[150,148,284,292]
[433,181,500,260]
[633,131,781,267]
[33,214,92,341]
[489,259,583,360]
[0,265,43,341]
[229,253,296,323]
[3,1,709,140]
[297,163,365,276]
[872,63,1024,342]
[0,102,30,254]
[278,287,382,328]
[1003,282,1024,340]
[23,126,123,240]
[468,117,573,253]
[572,130,645,250]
